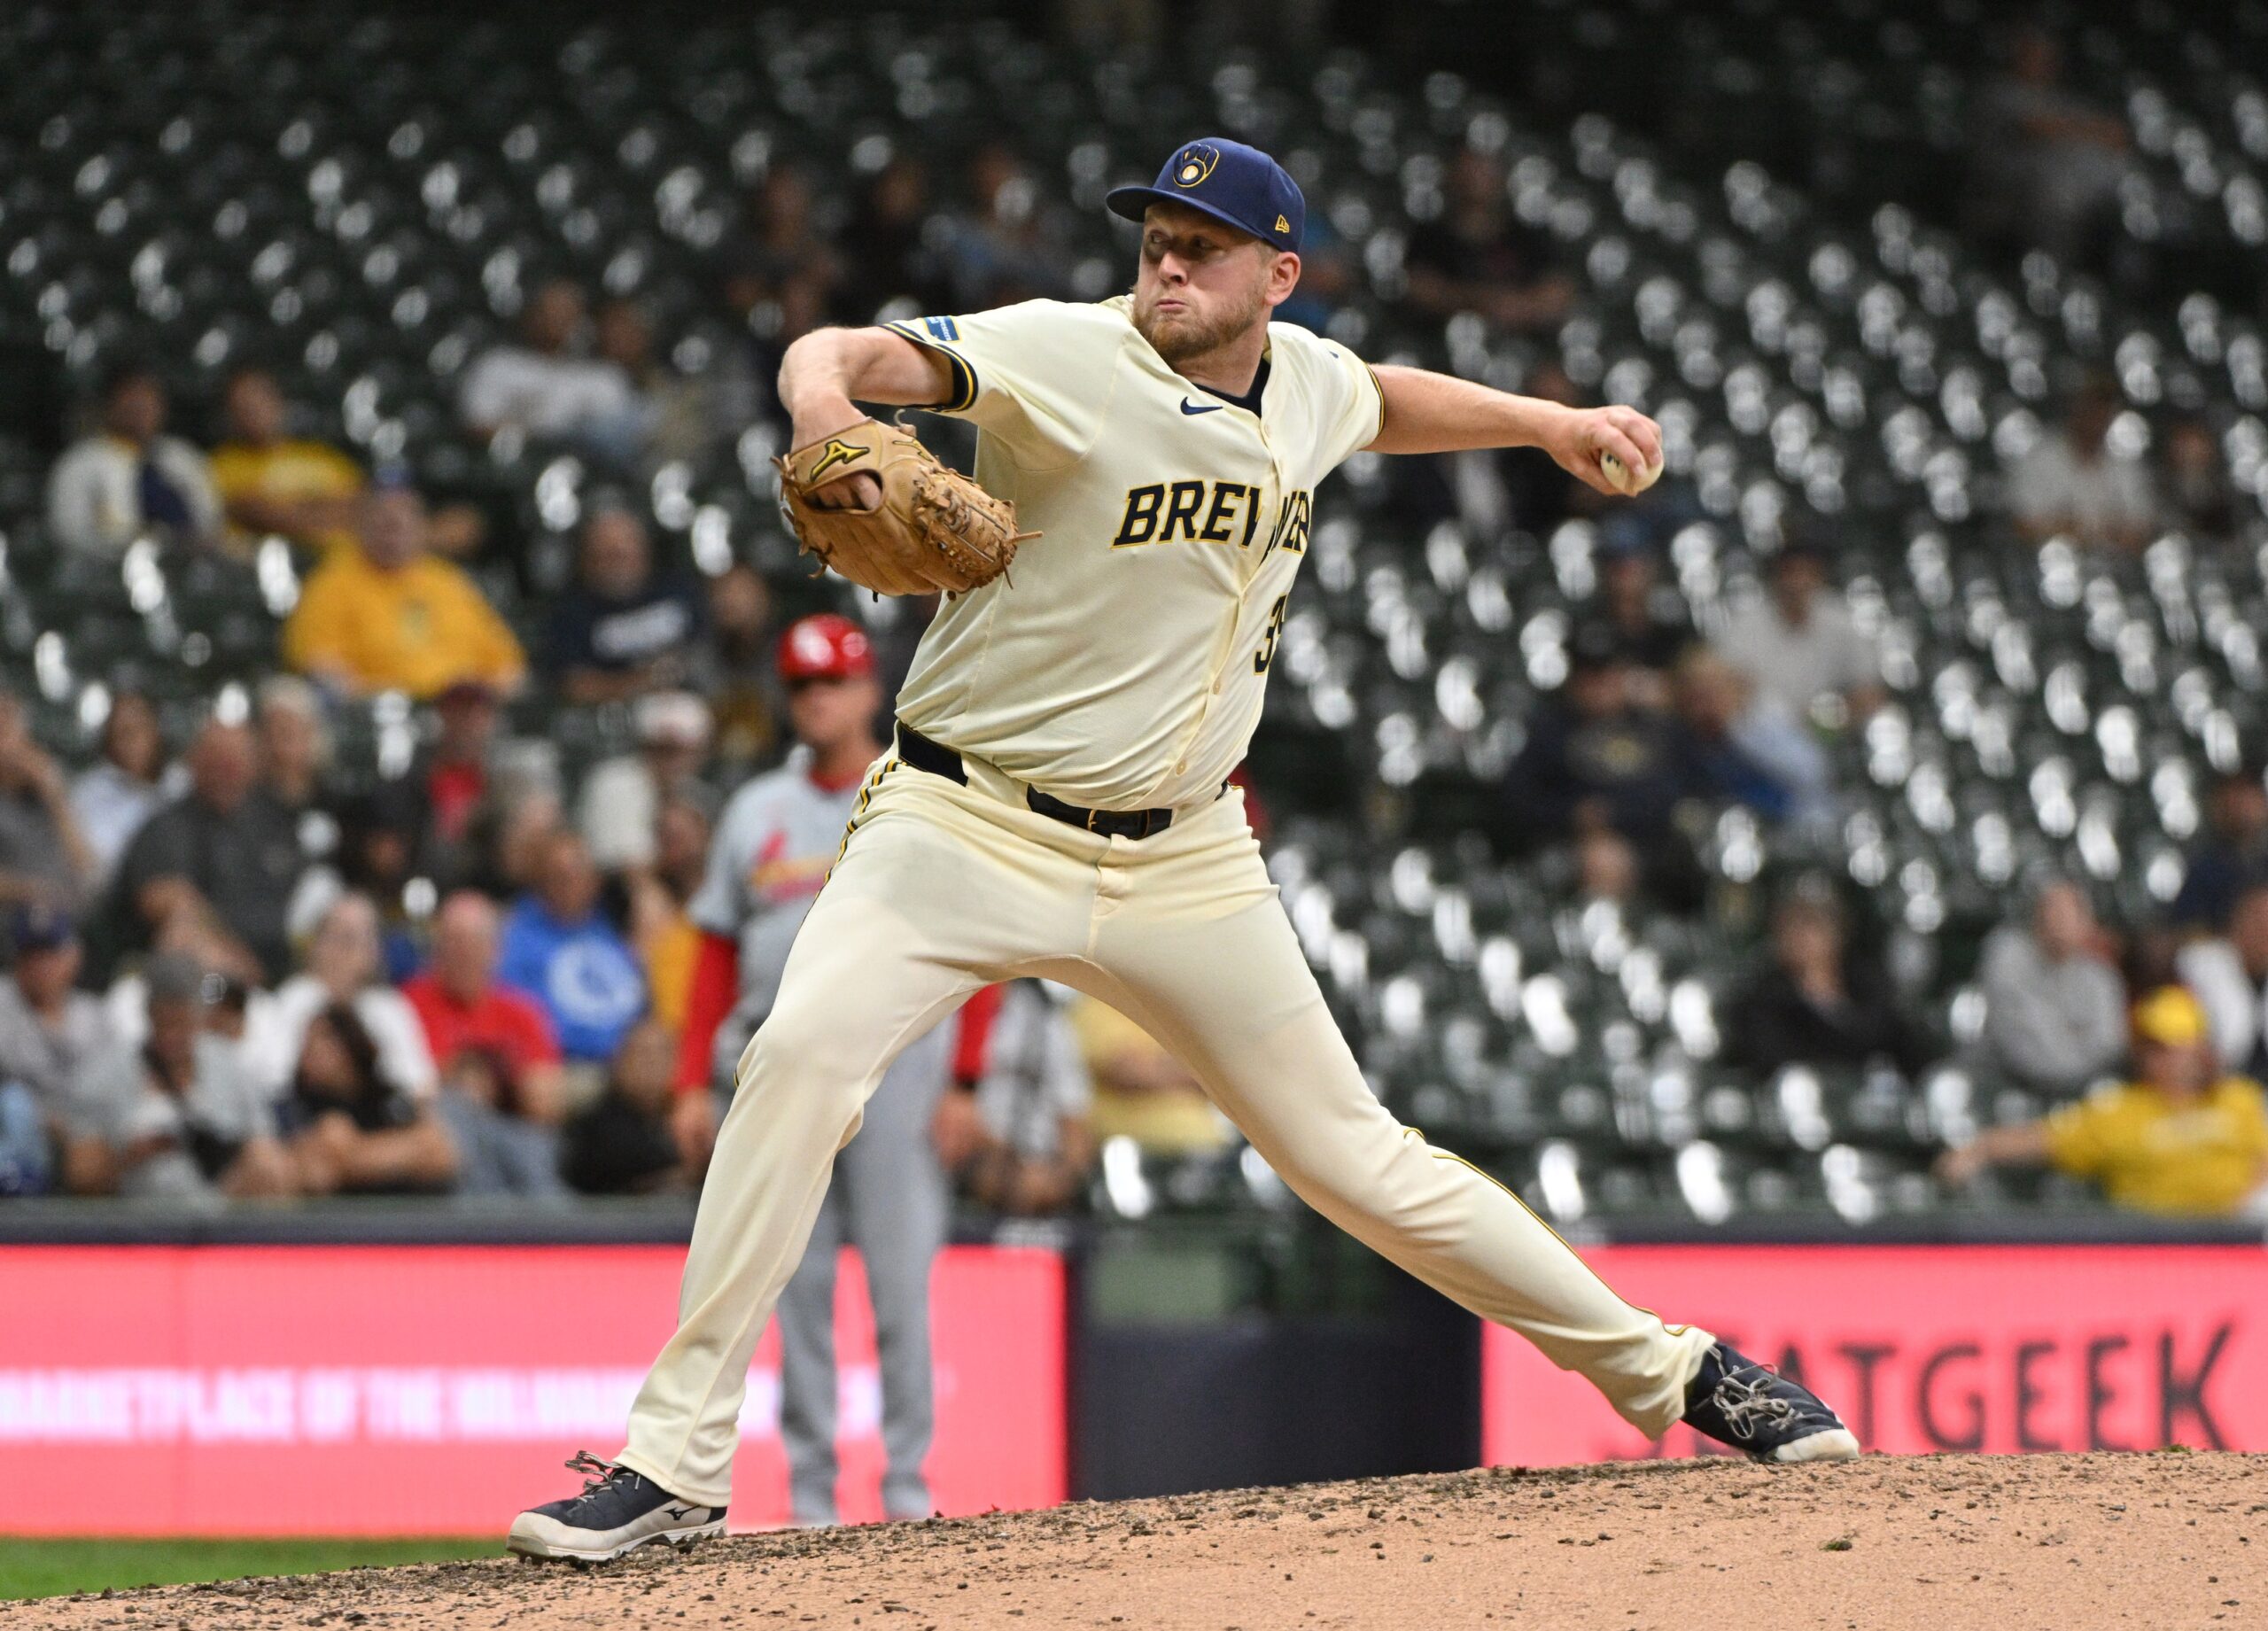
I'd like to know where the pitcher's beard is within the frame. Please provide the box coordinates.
[1133,286,1265,364]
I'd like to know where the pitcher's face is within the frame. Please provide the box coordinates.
[1130,203,1296,365]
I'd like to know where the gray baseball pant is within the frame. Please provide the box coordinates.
[773,1028,951,1525]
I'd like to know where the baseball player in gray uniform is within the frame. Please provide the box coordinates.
[671,612,953,1529]
[513,136,1857,1563]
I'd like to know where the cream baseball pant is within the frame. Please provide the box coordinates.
[617,751,1715,1506]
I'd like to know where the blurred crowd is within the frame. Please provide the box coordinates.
[1,97,2262,1225]
[0,622,1238,1205]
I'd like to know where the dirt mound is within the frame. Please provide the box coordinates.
[20,1452,2265,1630]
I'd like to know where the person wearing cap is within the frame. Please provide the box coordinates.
[514,134,1857,1563]
[58,950,292,1201]
[0,905,109,1191]
[669,610,959,1528]
[284,481,526,702]
[577,691,715,881]
[1576,530,1695,711]
[1716,526,1884,727]
[544,505,706,707]
[1502,624,1693,888]
[1937,986,2268,1216]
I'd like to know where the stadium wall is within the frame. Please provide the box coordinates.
[3,1234,2261,1535]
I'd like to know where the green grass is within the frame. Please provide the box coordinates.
[0,1536,499,1602]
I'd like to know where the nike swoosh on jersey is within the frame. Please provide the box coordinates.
[1179,399,1225,416]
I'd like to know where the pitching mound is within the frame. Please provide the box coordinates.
[19,1452,2264,1629]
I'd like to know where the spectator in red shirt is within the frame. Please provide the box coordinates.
[403,889,567,1197]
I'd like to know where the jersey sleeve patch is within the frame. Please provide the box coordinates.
[886,319,981,412]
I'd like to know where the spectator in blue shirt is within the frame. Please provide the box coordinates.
[1670,647,1834,831]
[497,828,648,1085]
[542,505,704,707]
[2173,767,2268,931]
[1503,626,1688,851]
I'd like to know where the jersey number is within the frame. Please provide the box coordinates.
[1254,594,1288,673]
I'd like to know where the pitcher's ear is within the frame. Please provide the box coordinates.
[1264,250,1303,307]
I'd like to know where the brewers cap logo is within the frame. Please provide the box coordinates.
[1173,143,1222,188]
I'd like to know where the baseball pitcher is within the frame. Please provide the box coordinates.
[511,136,1857,1562]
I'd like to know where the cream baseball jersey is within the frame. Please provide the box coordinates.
[882,295,1383,811]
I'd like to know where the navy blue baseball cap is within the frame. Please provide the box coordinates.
[6,902,75,955]
[1106,137,1305,253]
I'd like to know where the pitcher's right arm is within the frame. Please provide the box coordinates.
[777,328,956,509]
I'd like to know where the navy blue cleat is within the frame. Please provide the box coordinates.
[1681,1342,1860,1464]
[508,1451,726,1562]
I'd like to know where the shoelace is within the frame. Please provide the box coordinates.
[561,1449,641,1511]
[1706,1368,1801,1442]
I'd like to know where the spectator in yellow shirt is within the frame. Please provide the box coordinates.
[212,369,485,562]
[284,482,525,702]
[1936,985,2268,1216]
[1068,994,1231,1155]
[208,369,367,557]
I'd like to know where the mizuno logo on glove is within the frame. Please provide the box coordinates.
[808,439,874,480]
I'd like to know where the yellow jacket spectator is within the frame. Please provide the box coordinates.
[209,369,367,557]
[1937,985,2268,1217]
[1068,993,1231,1155]
[284,484,524,701]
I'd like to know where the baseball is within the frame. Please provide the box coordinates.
[1597,448,1663,495]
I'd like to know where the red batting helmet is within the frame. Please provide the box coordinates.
[777,613,875,681]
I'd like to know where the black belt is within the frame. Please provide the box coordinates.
[895,722,1179,841]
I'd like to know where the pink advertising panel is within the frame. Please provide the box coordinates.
[0,1244,1067,1535]
[1484,1245,2265,1464]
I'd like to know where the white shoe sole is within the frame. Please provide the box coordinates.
[507,1510,726,1563]
[1764,1426,1861,1464]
